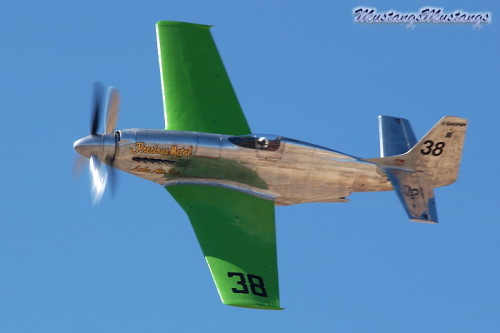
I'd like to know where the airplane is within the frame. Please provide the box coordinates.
[73,21,467,310]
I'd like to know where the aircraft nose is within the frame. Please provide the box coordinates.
[74,135,103,158]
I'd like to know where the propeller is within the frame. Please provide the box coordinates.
[74,82,120,204]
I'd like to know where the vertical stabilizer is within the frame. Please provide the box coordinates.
[403,116,468,187]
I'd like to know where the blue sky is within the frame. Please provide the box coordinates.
[1,1,499,332]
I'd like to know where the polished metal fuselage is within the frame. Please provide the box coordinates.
[87,129,392,205]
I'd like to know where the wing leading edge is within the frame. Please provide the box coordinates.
[168,185,281,310]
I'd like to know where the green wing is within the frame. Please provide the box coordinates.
[156,21,281,309]
[156,21,250,135]
[168,185,281,310]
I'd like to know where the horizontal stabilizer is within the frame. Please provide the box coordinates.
[378,116,417,157]
[384,168,438,223]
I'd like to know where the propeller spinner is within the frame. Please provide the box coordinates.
[74,83,120,204]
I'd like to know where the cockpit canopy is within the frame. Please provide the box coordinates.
[228,134,281,151]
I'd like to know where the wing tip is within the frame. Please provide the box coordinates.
[226,303,284,310]
[156,20,212,29]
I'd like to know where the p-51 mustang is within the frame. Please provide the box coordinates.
[74,21,467,310]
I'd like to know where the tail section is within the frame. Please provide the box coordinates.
[368,116,468,223]
[402,116,467,187]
